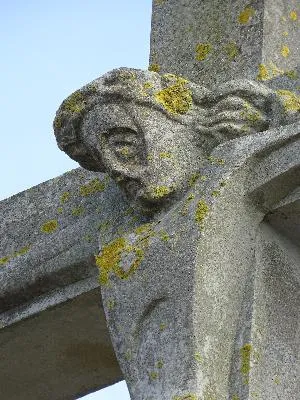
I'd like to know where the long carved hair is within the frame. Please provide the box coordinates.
[53,68,285,172]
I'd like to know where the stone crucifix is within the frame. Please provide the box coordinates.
[53,1,300,399]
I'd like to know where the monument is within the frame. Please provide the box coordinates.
[1,1,299,399]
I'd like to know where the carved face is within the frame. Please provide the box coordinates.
[81,102,203,213]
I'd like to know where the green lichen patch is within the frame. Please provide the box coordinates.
[57,207,63,214]
[107,298,116,310]
[196,43,212,61]
[72,206,84,216]
[159,230,170,241]
[41,219,59,234]
[124,349,132,361]
[240,343,252,384]
[224,42,239,60]
[155,76,192,114]
[207,156,225,165]
[172,394,198,400]
[188,173,200,187]
[232,395,240,400]
[156,360,164,369]
[159,323,167,331]
[60,191,71,203]
[79,178,105,196]
[238,6,255,24]
[194,352,203,363]
[195,200,209,226]
[148,63,161,73]
[0,256,10,266]
[62,90,85,113]
[149,371,158,381]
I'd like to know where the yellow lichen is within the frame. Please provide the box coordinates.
[107,298,116,310]
[290,10,298,21]
[151,185,172,199]
[79,178,105,196]
[273,375,281,385]
[188,173,200,187]
[195,200,209,226]
[72,206,84,216]
[224,42,239,60]
[159,231,170,241]
[0,245,31,266]
[238,6,255,24]
[211,190,220,197]
[149,371,158,380]
[96,238,126,285]
[196,43,212,61]
[159,151,172,159]
[63,90,85,113]
[277,89,300,111]
[159,323,167,331]
[57,207,63,214]
[155,76,192,114]
[232,396,240,400]
[281,45,290,57]
[0,256,10,266]
[257,64,270,81]
[173,394,198,400]
[194,352,203,363]
[148,63,161,73]
[41,219,58,234]
[96,225,152,285]
[240,343,252,383]
[60,191,70,203]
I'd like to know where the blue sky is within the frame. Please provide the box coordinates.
[0,1,152,398]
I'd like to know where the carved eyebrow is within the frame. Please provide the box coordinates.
[106,126,140,137]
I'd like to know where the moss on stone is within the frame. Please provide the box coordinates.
[41,219,58,234]
[80,178,105,196]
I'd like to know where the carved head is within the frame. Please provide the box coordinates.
[54,68,284,213]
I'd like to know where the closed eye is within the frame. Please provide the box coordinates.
[106,127,144,163]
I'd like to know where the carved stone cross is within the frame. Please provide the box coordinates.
[52,1,300,399]
[1,1,299,400]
